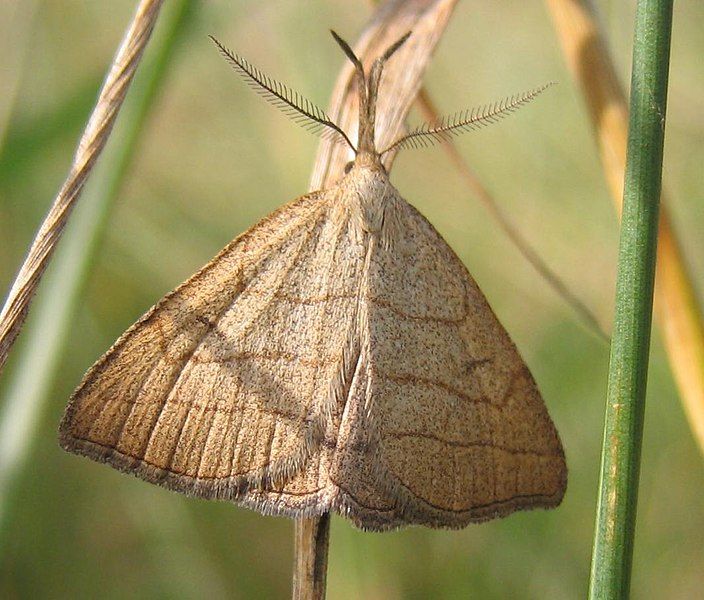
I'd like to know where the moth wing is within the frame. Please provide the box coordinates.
[332,197,567,530]
[60,191,359,516]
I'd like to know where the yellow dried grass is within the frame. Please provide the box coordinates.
[545,0,704,456]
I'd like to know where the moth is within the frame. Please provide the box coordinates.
[60,31,566,531]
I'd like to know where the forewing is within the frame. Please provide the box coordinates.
[60,191,361,515]
[336,197,567,529]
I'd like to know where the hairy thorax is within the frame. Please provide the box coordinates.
[336,161,399,248]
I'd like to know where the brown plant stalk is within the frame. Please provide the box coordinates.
[296,0,458,597]
[0,0,166,374]
[545,0,704,456]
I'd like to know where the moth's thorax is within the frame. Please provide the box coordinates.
[338,159,396,242]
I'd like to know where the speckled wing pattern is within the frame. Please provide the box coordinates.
[60,181,566,530]
[328,197,566,530]
[60,190,367,515]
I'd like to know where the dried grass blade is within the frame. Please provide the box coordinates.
[414,88,609,341]
[310,0,458,189]
[545,0,704,456]
[0,0,166,374]
[0,0,195,546]
[296,0,458,597]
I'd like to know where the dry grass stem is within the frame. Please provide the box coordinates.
[307,0,458,596]
[545,0,704,455]
[293,515,330,600]
[0,0,166,374]
[414,88,609,341]
[310,0,458,190]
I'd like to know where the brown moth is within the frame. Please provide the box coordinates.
[59,32,566,531]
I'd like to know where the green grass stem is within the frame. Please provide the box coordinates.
[588,1,674,597]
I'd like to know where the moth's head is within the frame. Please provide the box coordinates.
[213,31,551,181]
[331,30,410,168]
[342,150,388,180]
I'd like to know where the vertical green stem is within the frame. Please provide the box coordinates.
[589,1,673,598]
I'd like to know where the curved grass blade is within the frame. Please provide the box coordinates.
[0,0,165,374]
[0,0,197,547]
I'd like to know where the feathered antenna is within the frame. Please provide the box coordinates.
[210,36,356,152]
[381,83,555,155]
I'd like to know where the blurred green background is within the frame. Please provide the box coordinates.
[0,1,702,598]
